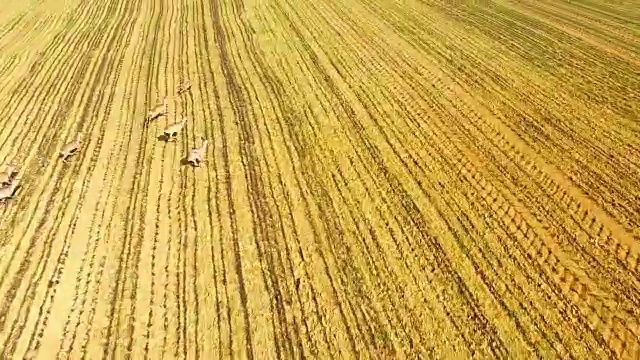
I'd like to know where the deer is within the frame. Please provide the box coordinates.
[177,79,191,95]
[0,162,18,186]
[162,117,187,142]
[0,178,20,205]
[146,96,168,123]
[60,133,81,162]
[186,136,208,167]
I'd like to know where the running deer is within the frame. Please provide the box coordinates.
[146,96,168,122]
[162,117,187,142]
[0,162,18,186]
[187,136,208,167]
[0,178,19,205]
[60,133,81,162]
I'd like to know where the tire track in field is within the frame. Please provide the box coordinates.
[139,0,182,357]
[340,0,636,354]
[191,0,234,354]
[213,0,298,355]
[0,0,129,347]
[100,0,164,355]
[278,0,632,354]
[276,0,460,354]
[230,13,323,359]
[370,0,640,278]
[36,0,144,355]
[197,0,262,355]
[430,3,640,234]
[350,0,636,352]
[255,4,444,355]
[75,7,151,357]
[173,0,201,356]
[303,0,498,348]
[150,0,179,356]
[236,52,326,355]
[275,1,511,356]
[131,0,176,356]
[259,6,381,356]
[298,1,550,354]
[209,0,260,356]
[264,4,450,354]
[167,5,191,354]
[272,4,412,354]
[97,1,162,358]
[139,0,175,355]
[0,0,141,355]
[221,0,308,355]
[55,27,140,354]
[117,0,170,352]
[178,2,204,356]
[410,3,640,278]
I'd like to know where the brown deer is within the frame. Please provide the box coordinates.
[0,178,20,205]
[59,133,81,162]
[187,136,208,167]
[0,162,18,186]
[146,96,168,122]
[162,117,187,142]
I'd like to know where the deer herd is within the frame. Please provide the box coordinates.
[0,78,207,206]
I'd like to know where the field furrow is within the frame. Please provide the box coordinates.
[0,0,638,358]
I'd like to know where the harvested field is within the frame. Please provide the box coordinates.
[0,0,639,357]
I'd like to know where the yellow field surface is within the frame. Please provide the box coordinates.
[0,0,639,357]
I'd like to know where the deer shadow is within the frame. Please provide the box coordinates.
[180,157,192,166]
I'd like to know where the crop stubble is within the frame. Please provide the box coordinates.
[0,0,638,358]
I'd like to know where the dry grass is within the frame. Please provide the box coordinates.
[0,0,639,358]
